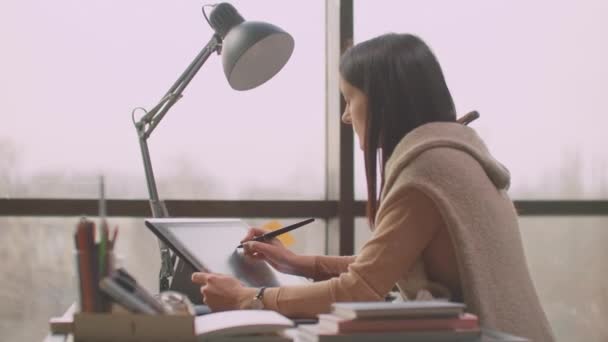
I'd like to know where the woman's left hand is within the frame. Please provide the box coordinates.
[191,272,257,311]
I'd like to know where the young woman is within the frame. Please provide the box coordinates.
[191,33,554,341]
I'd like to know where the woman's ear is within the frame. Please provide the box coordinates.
[457,111,480,126]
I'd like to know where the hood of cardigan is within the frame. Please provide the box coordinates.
[385,122,511,190]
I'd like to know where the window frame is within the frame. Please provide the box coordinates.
[1,0,607,257]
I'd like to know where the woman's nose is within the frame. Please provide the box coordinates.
[341,111,351,124]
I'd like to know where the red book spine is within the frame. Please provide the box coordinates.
[76,221,95,312]
[320,313,479,334]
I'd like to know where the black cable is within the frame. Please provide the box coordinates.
[201,4,217,26]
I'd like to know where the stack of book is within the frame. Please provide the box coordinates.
[297,301,481,342]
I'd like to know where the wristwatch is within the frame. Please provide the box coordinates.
[250,287,267,310]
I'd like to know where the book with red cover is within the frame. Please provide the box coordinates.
[298,324,482,342]
[318,313,479,334]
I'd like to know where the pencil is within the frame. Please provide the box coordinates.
[237,218,315,248]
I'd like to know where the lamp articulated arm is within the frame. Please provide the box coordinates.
[133,35,221,291]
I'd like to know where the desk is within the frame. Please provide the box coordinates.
[44,305,529,342]
[44,330,528,342]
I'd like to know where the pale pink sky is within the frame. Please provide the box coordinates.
[1,0,606,200]
[0,1,326,199]
[354,0,608,199]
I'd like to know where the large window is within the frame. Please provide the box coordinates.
[0,0,326,200]
[2,1,606,341]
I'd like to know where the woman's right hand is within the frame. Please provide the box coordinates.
[241,227,314,278]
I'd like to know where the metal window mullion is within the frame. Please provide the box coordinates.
[325,0,354,256]
[1,199,608,217]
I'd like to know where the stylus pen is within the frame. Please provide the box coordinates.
[237,218,315,248]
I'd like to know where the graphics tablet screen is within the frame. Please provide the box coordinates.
[145,218,310,288]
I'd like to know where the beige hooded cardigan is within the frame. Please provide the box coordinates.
[262,122,554,341]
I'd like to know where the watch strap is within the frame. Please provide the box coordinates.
[255,287,267,300]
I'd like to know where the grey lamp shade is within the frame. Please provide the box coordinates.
[222,21,294,91]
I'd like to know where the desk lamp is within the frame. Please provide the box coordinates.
[132,3,294,291]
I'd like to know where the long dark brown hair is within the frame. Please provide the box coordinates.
[340,33,456,226]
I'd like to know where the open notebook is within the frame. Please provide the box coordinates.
[145,218,310,287]
[195,310,293,339]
